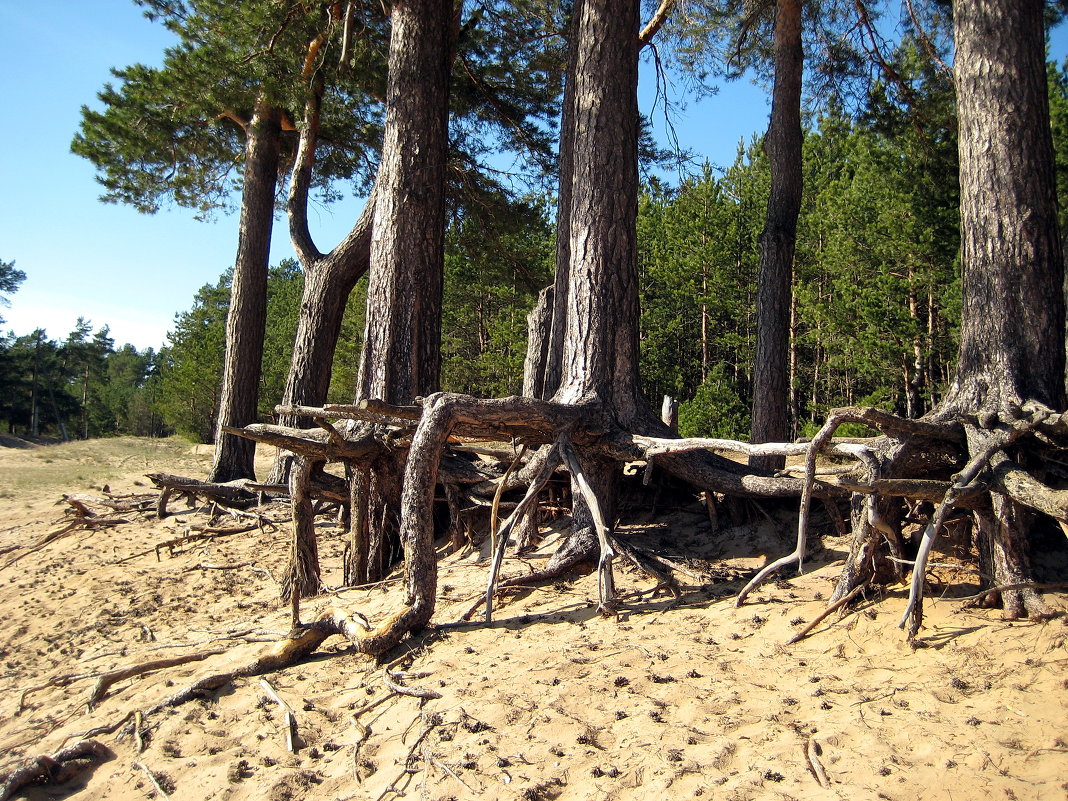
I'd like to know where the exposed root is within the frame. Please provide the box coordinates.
[736,407,880,606]
[786,579,872,645]
[228,394,1067,641]
[88,648,229,710]
[0,740,112,801]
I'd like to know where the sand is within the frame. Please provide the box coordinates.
[0,435,1065,801]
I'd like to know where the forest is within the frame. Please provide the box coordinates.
[1,0,1066,653]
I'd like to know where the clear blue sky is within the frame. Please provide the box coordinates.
[0,2,1062,352]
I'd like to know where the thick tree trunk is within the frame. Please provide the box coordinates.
[210,99,281,482]
[833,0,1068,625]
[749,0,802,473]
[946,0,1065,415]
[947,0,1064,619]
[550,0,641,559]
[348,0,453,584]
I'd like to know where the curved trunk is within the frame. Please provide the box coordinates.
[266,199,374,486]
[750,0,802,472]
[210,100,282,482]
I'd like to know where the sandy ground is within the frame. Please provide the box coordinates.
[0,436,1066,801]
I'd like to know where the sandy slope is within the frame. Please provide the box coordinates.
[0,437,1065,801]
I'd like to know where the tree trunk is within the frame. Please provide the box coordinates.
[210,99,281,482]
[551,0,641,548]
[540,0,584,401]
[749,0,802,473]
[348,0,453,584]
[522,286,555,400]
[946,0,1065,415]
[266,197,374,486]
[267,53,378,487]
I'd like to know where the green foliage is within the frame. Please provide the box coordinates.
[156,259,315,441]
[637,153,761,408]
[156,275,229,442]
[678,364,751,439]
[440,198,554,396]
[635,40,963,436]
[0,259,26,325]
[73,1,384,219]
[0,324,160,440]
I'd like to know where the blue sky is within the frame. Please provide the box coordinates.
[0,3,1063,352]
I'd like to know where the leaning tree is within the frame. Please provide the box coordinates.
[73,0,382,482]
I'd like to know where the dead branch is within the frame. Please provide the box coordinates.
[786,580,872,645]
[382,654,442,700]
[1,516,126,572]
[152,522,273,561]
[64,492,155,514]
[260,678,298,753]
[0,740,111,801]
[146,472,257,519]
[132,760,171,800]
[805,738,830,788]
[88,648,228,709]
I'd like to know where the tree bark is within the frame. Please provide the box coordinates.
[749,0,802,473]
[946,0,1066,415]
[522,286,555,400]
[349,0,454,583]
[549,0,641,560]
[540,0,584,401]
[210,99,282,482]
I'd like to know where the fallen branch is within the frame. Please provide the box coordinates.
[153,523,266,560]
[132,760,171,800]
[1,517,126,571]
[260,678,298,753]
[786,580,872,645]
[382,654,441,701]
[805,738,830,788]
[147,472,257,519]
